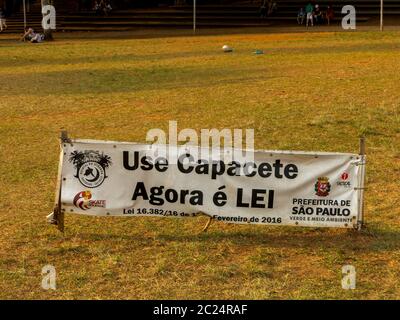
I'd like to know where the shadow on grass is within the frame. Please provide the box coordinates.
[2,41,398,69]
[73,223,400,254]
[0,51,218,68]
[1,66,277,96]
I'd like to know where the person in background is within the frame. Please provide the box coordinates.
[325,5,335,25]
[297,7,306,25]
[260,0,267,18]
[0,7,7,32]
[267,0,277,16]
[104,0,112,16]
[314,4,323,24]
[93,0,102,15]
[305,2,314,27]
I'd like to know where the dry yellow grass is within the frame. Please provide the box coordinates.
[0,29,399,299]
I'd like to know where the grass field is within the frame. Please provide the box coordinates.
[0,29,399,299]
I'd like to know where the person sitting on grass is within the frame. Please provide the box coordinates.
[19,27,45,43]
[325,5,334,25]
[305,2,314,27]
[297,7,306,25]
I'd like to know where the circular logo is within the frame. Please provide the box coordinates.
[78,161,106,188]
[341,172,349,180]
[73,190,92,210]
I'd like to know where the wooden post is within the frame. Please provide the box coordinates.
[51,131,70,232]
[359,136,365,155]
[61,130,71,144]
[357,136,366,230]
[53,176,64,233]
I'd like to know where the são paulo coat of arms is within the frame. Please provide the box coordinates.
[314,176,331,197]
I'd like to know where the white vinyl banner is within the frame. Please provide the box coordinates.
[59,139,365,229]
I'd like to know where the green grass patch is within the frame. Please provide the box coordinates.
[0,30,399,299]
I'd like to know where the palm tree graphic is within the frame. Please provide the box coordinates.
[69,151,112,178]
[69,151,86,178]
[99,153,112,169]
[98,153,112,178]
